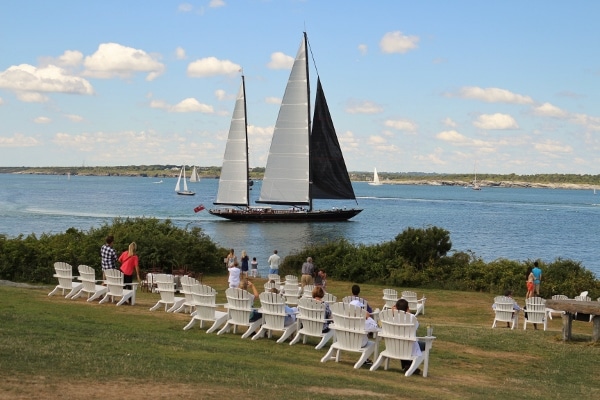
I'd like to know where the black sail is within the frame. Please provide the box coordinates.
[310,78,356,200]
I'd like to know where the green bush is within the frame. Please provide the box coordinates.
[0,218,227,283]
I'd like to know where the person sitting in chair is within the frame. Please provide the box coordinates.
[393,298,425,375]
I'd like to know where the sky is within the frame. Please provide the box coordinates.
[1,0,599,174]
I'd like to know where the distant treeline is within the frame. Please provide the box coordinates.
[2,166,600,185]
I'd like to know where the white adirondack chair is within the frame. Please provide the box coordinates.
[401,291,426,316]
[183,284,228,333]
[302,284,315,298]
[320,302,379,369]
[267,274,281,285]
[252,292,298,343]
[150,280,186,312]
[173,275,198,313]
[263,281,279,293]
[217,288,263,339]
[492,296,519,329]
[48,262,83,299]
[322,293,337,303]
[382,289,399,310]
[284,275,298,285]
[342,296,380,321]
[524,297,547,330]
[99,269,136,306]
[283,282,301,306]
[71,265,107,302]
[290,297,334,349]
[370,309,435,377]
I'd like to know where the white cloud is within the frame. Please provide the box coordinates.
[187,57,241,77]
[437,130,469,143]
[533,102,568,118]
[65,114,84,122]
[57,50,84,67]
[380,31,419,54]
[358,44,368,55]
[265,96,281,105]
[346,100,383,114]
[34,116,51,124]
[0,64,94,102]
[175,47,187,60]
[457,86,534,104]
[83,43,165,81]
[534,139,573,154]
[215,89,227,101]
[443,117,457,127]
[178,3,193,12]
[209,0,225,7]
[267,52,294,70]
[415,148,446,165]
[473,113,519,130]
[150,97,214,113]
[0,133,41,147]
[384,119,418,132]
[368,135,387,145]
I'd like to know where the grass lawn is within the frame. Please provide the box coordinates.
[1,276,598,400]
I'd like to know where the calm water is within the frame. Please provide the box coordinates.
[1,174,599,278]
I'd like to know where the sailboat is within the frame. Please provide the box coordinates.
[209,33,362,222]
[368,168,382,186]
[472,163,481,190]
[175,165,195,196]
[189,166,200,183]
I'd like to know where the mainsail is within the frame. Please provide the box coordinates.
[213,76,249,206]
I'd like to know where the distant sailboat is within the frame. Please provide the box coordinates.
[175,165,195,196]
[209,33,361,222]
[189,166,200,183]
[472,163,481,191]
[368,168,383,186]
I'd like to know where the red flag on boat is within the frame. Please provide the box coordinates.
[194,204,205,213]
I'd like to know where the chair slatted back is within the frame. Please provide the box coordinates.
[342,296,369,310]
[192,284,218,320]
[259,292,287,331]
[493,296,516,322]
[330,302,367,351]
[378,309,417,360]
[551,294,569,300]
[267,274,281,285]
[322,293,337,303]
[297,297,328,336]
[525,296,546,323]
[575,295,592,302]
[302,285,315,298]
[225,288,254,325]
[285,275,298,285]
[105,269,126,296]
[54,262,75,288]
[383,288,398,309]
[78,265,98,293]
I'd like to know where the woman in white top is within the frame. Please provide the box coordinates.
[228,261,241,288]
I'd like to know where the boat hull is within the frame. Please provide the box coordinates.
[208,208,362,222]
[177,191,196,196]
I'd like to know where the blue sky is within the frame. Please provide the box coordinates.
[1,0,599,174]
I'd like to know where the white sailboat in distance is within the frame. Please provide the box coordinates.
[189,166,200,183]
[368,168,383,186]
[175,165,195,196]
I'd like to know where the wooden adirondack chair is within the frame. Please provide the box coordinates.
[183,284,228,333]
[382,289,399,310]
[217,288,263,339]
[401,291,426,316]
[524,296,547,330]
[150,280,186,312]
[71,265,107,302]
[252,292,298,343]
[99,269,137,306]
[320,302,379,369]
[492,296,519,329]
[48,262,83,299]
[290,297,334,349]
[173,275,198,313]
[369,309,435,377]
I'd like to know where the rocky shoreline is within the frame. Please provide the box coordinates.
[384,179,600,190]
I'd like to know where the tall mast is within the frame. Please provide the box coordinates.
[242,74,250,207]
[304,32,313,212]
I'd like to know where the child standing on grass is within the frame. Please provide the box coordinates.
[526,267,534,299]
[250,257,258,277]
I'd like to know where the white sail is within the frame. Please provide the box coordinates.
[182,165,189,192]
[258,37,310,206]
[189,166,200,183]
[175,168,182,192]
[369,168,382,186]
[214,79,249,206]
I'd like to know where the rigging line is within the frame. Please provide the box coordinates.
[305,32,320,78]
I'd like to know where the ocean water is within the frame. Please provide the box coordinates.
[1,174,599,278]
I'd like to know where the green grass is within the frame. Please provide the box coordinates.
[1,277,598,400]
